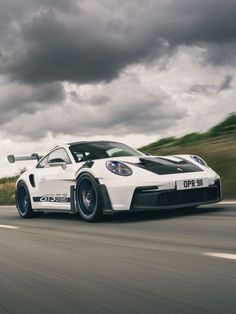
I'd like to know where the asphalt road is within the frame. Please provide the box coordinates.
[0,204,235,314]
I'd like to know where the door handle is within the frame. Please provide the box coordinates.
[40,176,47,182]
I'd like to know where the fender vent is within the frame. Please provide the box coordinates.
[29,174,35,188]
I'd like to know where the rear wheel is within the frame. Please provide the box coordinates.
[16,182,34,218]
[75,173,102,221]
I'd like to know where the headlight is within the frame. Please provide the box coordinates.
[190,155,208,167]
[106,161,133,176]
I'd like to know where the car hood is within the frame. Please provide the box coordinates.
[110,155,203,175]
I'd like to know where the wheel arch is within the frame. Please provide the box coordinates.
[74,171,113,216]
[75,170,100,184]
[16,179,28,188]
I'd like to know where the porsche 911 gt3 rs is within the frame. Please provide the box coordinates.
[7,141,223,221]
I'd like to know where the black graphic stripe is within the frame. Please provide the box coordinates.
[33,196,71,203]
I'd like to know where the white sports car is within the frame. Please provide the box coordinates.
[8,141,222,221]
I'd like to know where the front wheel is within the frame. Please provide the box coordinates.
[16,182,34,218]
[75,173,102,222]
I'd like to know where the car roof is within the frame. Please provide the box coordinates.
[67,140,122,146]
[48,141,123,153]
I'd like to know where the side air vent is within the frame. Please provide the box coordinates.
[29,174,35,188]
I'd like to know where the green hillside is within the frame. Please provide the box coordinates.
[140,113,236,198]
[0,176,19,205]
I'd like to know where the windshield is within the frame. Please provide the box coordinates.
[69,141,143,162]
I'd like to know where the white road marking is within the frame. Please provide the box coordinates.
[220,201,236,205]
[0,206,16,208]
[0,224,18,230]
[203,252,236,260]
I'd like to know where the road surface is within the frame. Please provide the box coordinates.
[0,204,235,314]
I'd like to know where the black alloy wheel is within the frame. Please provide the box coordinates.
[16,181,34,218]
[75,173,102,221]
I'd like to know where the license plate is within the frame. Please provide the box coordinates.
[176,178,209,190]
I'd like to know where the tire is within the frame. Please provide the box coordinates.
[75,173,102,221]
[16,181,34,218]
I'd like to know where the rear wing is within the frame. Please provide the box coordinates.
[7,153,43,164]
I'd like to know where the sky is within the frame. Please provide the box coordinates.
[0,0,236,176]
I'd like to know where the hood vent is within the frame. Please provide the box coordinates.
[132,157,203,175]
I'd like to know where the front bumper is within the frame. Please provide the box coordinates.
[130,179,222,211]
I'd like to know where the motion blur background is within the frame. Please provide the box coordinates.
[1,113,236,205]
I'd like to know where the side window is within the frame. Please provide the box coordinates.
[73,151,90,162]
[37,149,72,168]
[47,148,72,165]
[37,155,49,168]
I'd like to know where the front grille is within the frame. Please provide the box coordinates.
[157,186,219,206]
[130,179,221,210]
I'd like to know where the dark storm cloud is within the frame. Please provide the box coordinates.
[1,0,236,84]
[3,90,186,139]
[204,43,236,67]
[189,75,233,95]
[1,10,153,83]
[218,75,233,91]
[189,84,213,94]
[69,90,111,105]
[0,0,236,141]
[161,0,236,44]
[0,81,64,123]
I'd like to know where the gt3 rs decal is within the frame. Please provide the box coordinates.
[33,194,70,203]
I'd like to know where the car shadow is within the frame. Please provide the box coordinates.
[37,205,226,224]
[101,205,226,224]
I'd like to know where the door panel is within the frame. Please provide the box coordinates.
[31,147,75,210]
[32,165,75,210]
[32,147,74,210]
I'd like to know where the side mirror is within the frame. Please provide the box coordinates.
[48,158,67,169]
[7,155,15,163]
